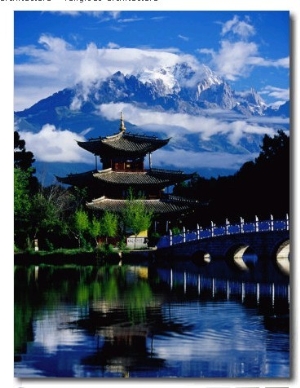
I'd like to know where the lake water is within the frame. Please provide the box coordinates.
[14,263,290,379]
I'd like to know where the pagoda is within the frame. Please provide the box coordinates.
[56,114,196,233]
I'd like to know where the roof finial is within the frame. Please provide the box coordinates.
[120,112,126,132]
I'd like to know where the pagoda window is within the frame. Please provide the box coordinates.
[114,161,126,171]
[112,158,144,172]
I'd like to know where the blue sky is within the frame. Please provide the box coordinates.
[14,11,290,111]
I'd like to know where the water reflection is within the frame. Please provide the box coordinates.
[14,264,290,378]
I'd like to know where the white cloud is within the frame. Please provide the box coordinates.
[199,15,289,85]
[14,39,197,111]
[15,102,279,173]
[178,34,189,42]
[200,40,259,81]
[98,102,276,143]
[154,148,257,172]
[220,15,256,39]
[53,11,120,20]
[15,101,276,170]
[200,39,288,82]
[18,124,90,163]
[260,85,290,101]
[117,16,144,24]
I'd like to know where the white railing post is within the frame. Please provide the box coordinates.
[225,218,230,235]
[197,224,200,240]
[255,215,259,232]
[270,214,274,231]
[286,214,289,230]
[183,226,186,243]
[240,217,244,233]
[169,229,173,246]
[211,221,214,237]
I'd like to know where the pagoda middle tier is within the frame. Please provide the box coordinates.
[57,168,193,199]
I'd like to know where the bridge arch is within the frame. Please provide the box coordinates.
[225,244,258,271]
[274,239,290,275]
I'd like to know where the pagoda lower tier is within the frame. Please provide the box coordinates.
[86,195,198,217]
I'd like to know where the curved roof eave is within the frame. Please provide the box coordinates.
[77,132,171,157]
[86,197,192,214]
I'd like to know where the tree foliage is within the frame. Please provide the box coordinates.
[14,168,33,248]
[14,131,35,171]
[73,209,90,248]
[122,189,153,236]
[99,211,118,240]
[14,132,39,248]
[90,216,102,242]
[174,130,289,225]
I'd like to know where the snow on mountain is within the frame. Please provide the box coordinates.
[16,61,287,120]
[234,88,267,116]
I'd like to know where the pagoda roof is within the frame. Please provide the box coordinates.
[56,169,97,186]
[77,131,170,158]
[86,196,195,215]
[56,168,193,188]
[93,168,193,187]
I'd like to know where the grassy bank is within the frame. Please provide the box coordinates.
[14,247,154,266]
[14,248,114,266]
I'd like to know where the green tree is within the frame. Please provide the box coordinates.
[14,168,33,249]
[99,211,119,243]
[30,190,65,250]
[73,209,90,248]
[255,129,289,165]
[14,168,31,218]
[90,216,102,246]
[14,132,38,249]
[172,129,289,224]
[122,190,153,246]
[14,131,35,171]
[14,131,38,193]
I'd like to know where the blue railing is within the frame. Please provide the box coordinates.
[156,215,289,248]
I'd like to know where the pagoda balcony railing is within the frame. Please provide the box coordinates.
[161,193,199,204]
[148,168,187,175]
[88,131,164,141]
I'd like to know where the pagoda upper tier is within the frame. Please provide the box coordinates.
[78,132,170,158]
[77,116,170,164]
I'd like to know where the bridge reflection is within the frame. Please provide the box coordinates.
[157,268,290,305]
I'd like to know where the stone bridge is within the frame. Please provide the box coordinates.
[153,217,290,284]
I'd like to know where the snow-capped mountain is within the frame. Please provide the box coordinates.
[14,62,289,185]
[16,62,275,121]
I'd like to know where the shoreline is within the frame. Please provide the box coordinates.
[14,249,155,266]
